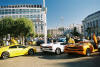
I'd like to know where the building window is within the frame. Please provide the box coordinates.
[96,20,98,27]
[41,25,43,30]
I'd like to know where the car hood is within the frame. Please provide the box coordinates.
[65,43,84,47]
[41,43,53,46]
[41,42,63,47]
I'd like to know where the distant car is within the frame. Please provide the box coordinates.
[58,38,66,42]
[0,45,36,59]
[36,40,44,46]
[40,42,67,55]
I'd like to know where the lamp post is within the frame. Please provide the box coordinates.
[43,0,47,44]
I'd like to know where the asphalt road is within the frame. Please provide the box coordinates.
[0,46,100,67]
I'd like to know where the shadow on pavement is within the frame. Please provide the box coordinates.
[35,52,85,60]
[56,55,100,67]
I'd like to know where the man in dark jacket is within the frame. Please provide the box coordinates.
[66,34,70,44]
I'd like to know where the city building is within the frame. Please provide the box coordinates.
[0,3,47,35]
[64,24,83,36]
[82,11,100,37]
[47,27,66,37]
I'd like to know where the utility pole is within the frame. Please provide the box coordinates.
[43,0,47,44]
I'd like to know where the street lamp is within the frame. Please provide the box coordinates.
[43,0,47,44]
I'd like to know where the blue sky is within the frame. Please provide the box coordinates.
[0,0,100,29]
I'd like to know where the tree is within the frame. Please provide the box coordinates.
[0,17,14,37]
[39,34,44,37]
[0,17,35,39]
[0,17,16,45]
[14,18,35,45]
[71,27,80,36]
[47,34,52,38]
[15,18,35,37]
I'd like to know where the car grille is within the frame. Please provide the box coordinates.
[42,46,49,48]
[67,47,79,49]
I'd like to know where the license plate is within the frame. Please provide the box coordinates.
[42,48,49,50]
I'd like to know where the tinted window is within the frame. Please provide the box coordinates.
[60,43,67,45]
[9,46,17,48]
[18,45,26,48]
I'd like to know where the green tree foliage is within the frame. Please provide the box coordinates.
[47,34,52,38]
[71,27,80,36]
[39,34,44,37]
[0,17,14,36]
[15,18,35,37]
[35,34,44,37]
[0,17,35,37]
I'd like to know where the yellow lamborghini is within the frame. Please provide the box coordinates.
[0,45,36,59]
[64,41,96,56]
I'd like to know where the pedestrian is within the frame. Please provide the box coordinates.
[74,36,79,43]
[66,34,70,44]
[68,37,75,44]
[97,36,100,52]
[6,40,9,46]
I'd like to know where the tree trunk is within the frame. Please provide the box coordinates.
[22,36,25,45]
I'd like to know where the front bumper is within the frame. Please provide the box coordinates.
[64,49,85,55]
[41,47,53,52]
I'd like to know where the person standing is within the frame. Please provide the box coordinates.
[97,36,100,52]
[66,34,70,44]
[6,40,9,46]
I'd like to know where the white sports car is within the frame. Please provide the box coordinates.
[40,42,66,55]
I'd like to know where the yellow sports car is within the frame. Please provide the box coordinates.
[64,39,99,56]
[64,33,99,56]
[0,45,36,59]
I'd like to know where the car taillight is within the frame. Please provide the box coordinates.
[64,45,67,49]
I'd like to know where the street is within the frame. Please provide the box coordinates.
[0,46,100,67]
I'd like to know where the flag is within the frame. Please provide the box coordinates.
[93,32,97,44]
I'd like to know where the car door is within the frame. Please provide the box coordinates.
[8,45,19,57]
[17,45,27,55]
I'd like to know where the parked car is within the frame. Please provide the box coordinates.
[64,39,99,56]
[36,40,44,46]
[0,45,36,59]
[58,38,66,42]
[40,42,67,55]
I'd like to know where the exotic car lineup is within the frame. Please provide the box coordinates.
[40,33,100,56]
[0,33,100,60]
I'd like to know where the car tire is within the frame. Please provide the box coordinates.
[55,48,61,55]
[1,52,9,59]
[28,49,34,56]
[86,48,91,56]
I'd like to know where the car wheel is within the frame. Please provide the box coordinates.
[1,52,9,59]
[86,48,91,56]
[55,48,61,55]
[28,49,34,56]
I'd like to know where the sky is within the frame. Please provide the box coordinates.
[0,0,100,29]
